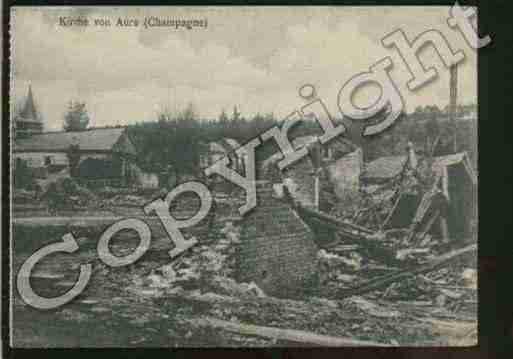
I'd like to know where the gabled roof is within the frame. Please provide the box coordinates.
[14,127,135,154]
[362,155,407,181]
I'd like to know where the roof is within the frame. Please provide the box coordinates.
[363,156,407,180]
[14,127,134,154]
[18,85,41,122]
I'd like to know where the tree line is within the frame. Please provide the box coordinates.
[56,100,477,175]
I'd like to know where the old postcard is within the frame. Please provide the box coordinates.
[9,6,480,347]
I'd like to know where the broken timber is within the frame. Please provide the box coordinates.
[335,243,477,299]
[296,205,398,264]
[186,316,391,346]
[296,205,374,237]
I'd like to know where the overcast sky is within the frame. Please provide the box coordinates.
[11,6,477,131]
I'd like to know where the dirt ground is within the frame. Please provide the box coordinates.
[10,217,477,347]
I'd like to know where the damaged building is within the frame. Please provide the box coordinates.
[416,152,477,241]
[261,135,362,212]
[380,150,477,242]
[199,137,245,173]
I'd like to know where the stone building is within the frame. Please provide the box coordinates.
[14,127,137,186]
[199,137,245,173]
[261,135,362,211]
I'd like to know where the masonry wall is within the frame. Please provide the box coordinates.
[326,148,362,200]
[283,156,317,209]
[236,183,319,298]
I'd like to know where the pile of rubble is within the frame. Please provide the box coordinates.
[40,177,98,211]
[126,217,267,301]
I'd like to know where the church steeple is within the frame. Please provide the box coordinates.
[15,84,43,138]
[19,85,39,121]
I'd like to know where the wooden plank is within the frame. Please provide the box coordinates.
[335,243,477,299]
[186,316,391,347]
[380,188,402,230]
[296,206,375,235]
[168,290,362,321]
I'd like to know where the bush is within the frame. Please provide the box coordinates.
[13,160,37,190]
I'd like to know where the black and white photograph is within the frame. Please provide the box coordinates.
[8,5,481,348]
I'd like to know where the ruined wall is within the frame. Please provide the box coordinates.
[135,169,159,189]
[236,182,319,298]
[282,156,317,209]
[326,148,362,200]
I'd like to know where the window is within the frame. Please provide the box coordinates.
[44,156,53,166]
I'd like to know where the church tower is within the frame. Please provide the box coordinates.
[14,85,43,138]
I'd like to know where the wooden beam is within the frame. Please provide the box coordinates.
[380,188,402,230]
[168,290,362,321]
[296,205,375,235]
[296,207,400,264]
[334,243,476,299]
[185,316,391,347]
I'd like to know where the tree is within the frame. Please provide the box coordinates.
[232,105,241,122]
[425,116,441,156]
[181,102,197,122]
[219,108,229,124]
[413,106,424,116]
[63,101,90,131]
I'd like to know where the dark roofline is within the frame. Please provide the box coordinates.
[24,126,128,136]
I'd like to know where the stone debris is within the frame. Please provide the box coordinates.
[461,268,477,289]
[12,148,477,347]
[318,249,362,271]
[349,296,401,318]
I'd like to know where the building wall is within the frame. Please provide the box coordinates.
[13,152,114,168]
[130,163,160,189]
[236,183,319,298]
[14,119,43,138]
[14,152,68,167]
[199,141,244,173]
[282,156,317,209]
[326,148,362,200]
[77,153,110,164]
